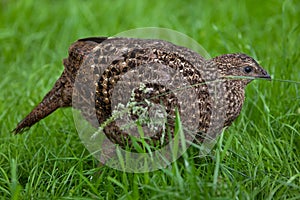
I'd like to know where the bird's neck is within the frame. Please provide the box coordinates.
[223,80,246,127]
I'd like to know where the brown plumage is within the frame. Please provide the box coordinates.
[13,37,271,146]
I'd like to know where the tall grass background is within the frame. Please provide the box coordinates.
[0,0,299,199]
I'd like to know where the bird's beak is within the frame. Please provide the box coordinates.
[257,69,271,80]
[257,74,271,80]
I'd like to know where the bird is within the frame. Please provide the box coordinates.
[13,37,271,148]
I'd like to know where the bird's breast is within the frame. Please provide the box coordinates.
[223,81,246,126]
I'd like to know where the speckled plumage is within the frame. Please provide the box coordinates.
[13,37,271,146]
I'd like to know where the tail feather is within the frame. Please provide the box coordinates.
[13,74,72,134]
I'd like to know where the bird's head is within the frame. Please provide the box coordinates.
[210,53,271,85]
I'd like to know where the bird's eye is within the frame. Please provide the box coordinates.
[244,66,253,73]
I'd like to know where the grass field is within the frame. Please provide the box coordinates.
[1,0,300,199]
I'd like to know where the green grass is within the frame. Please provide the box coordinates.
[1,0,300,199]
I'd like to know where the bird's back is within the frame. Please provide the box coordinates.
[70,37,218,146]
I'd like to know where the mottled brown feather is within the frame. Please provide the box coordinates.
[13,37,271,147]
